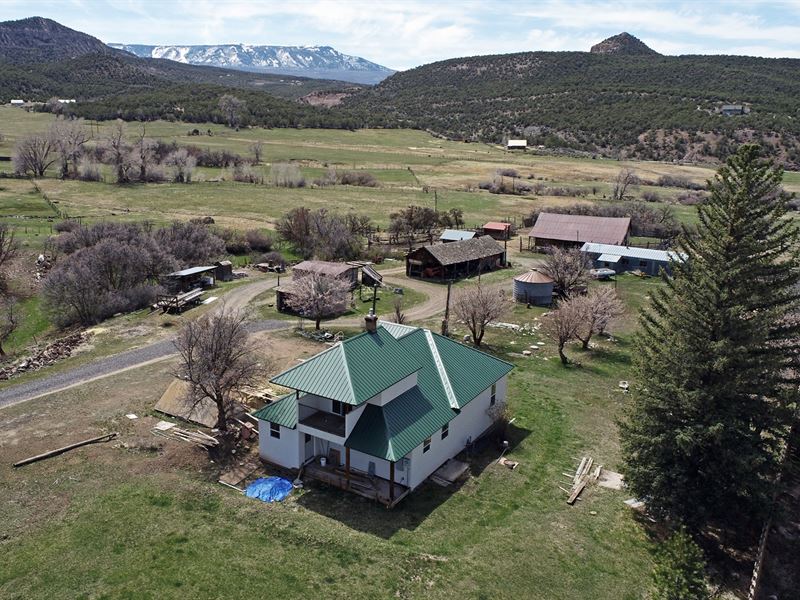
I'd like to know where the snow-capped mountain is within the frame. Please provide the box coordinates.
[108,43,394,84]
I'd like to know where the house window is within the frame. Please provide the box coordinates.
[639,260,648,267]
[441,423,449,440]
[331,400,344,415]
[490,383,497,406]
[423,437,432,453]
[270,422,280,439]
[305,434,312,443]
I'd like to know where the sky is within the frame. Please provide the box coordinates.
[3,0,800,70]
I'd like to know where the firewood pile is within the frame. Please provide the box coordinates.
[0,332,89,380]
[562,456,602,505]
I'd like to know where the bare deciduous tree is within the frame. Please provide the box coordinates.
[270,162,305,188]
[392,296,406,324]
[219,94,246,128]
[250,141,264,164]
[572,287,625,349]
[13,133,57,177]
[0,296,18,358]
[132,124,158,182]
[165,148,196,183]
[286,273,351,330]
[173,307,263,431]
[0,224,19,273]
[541,299,584,365]
[51,120,89,179]
[612,168,639,201]
[104,120,135,183]
[452,285,509,347]
[540,247,589,298]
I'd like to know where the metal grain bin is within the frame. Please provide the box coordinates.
[513,269,555,306]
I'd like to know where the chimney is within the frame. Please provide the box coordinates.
[365,308,378,333]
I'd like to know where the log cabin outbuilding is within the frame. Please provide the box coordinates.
[406,236,506,280]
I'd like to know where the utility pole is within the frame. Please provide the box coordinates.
[434,189,438,213]
[441,280,453,336]
[371,283,379,314]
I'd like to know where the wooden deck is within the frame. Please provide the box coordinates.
[299,411,346,438]
[304,461,410,508]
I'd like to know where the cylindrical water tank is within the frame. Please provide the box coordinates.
[513,269,555,306]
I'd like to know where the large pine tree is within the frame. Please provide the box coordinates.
[620,145,800,528]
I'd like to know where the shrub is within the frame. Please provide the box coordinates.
[641,190,660,202]
[232,164,264,184]
[77,158,102,182]
[260,251,285,267]
[677,191,706,205]
[271,163,305,188]
[53,220,80,233]
[245,229,273,253]
[497,168,519,178]
[338,171,378,187]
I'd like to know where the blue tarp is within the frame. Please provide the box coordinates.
[245,477,293,503]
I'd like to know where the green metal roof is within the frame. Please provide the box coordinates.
[269,327,422,406]
[345,326,514,461]
[251,394,298,429]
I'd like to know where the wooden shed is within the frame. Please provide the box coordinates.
[527,213,630,249]
[215,260,233,282]
[482,222,512,240]
[406,237,506,280]
[292,260,359,289]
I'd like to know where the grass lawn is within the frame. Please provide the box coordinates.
[0,273,656,598]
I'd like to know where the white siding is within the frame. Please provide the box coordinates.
[257,421,301,469]
[346,449,411,486]
[406,374,509,489]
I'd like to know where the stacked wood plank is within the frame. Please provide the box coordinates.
[151,421,218,447]
[566,456,602,505]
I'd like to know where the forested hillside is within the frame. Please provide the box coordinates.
[346,47,800,165]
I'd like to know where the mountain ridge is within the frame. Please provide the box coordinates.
[108,43,395,84]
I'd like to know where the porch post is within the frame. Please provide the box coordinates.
[389,461,395,502]
[345,447,351,489]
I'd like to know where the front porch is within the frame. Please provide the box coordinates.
[303,460,410,509]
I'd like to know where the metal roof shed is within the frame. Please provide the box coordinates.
[528,213,631,248]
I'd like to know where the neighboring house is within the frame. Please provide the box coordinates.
[506,139,528,150]
[406,236,506,280]
[527,213,630,249]
[439,229,476,243]
[482,221,512,240]
[253,315,514,507]
[276,260,358,314]
[720,104,746,116]
[292,260,359,289]
[9,99,24,106]
[580,242,686,276]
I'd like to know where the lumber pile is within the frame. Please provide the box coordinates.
[0,332,88,381]
[13,432,118,467]
[151,420,218,447]
[563,456,602,505]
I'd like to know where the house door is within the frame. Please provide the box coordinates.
[304,434,314,461]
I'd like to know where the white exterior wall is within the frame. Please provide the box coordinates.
[346,449,411,487]
[407,375,508,489]
[368,372,418,407]
[257,421,302,469]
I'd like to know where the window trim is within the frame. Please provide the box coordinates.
[423,437,432,453]
[270,422,281,439]
[490,383,497,406]
[331,400,344,416]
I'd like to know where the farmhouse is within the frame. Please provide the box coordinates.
[254,315,514,506]
[439,229,476,243]
[581,242,686,276]
[506,139,528,150]
[721,104,746,116]
[482,221,512,240]
[406,236,505,280]
[527,213,630,249]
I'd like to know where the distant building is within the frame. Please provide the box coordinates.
[720,104,746,116]
[291,260,359,289]
[513,269,555,306]
[439,229,476,243]
[506,139,528,150]
[580,242,686,276]
[57,99,77,104]
[406,237,505,280]
[482,222,512,240]
[164,265,217,293]
[9,99,24,106]
[528,213,630,249]
[214,260,233,282]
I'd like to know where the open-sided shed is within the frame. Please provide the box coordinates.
[164,265,217,293]
[528,213,630,249]
[406,237,505,280]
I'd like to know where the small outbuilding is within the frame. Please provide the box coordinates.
[292,260,358,289]
[361,264,383,287]
[482,222,512,240]
[513,269,555,306]
[580,242,686,276]
[506,139,528,150]
[164,265,217,293]
[406,236,505,280]
[439,229,476,243]
[528,213,630,249]
[215,260,233,282]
